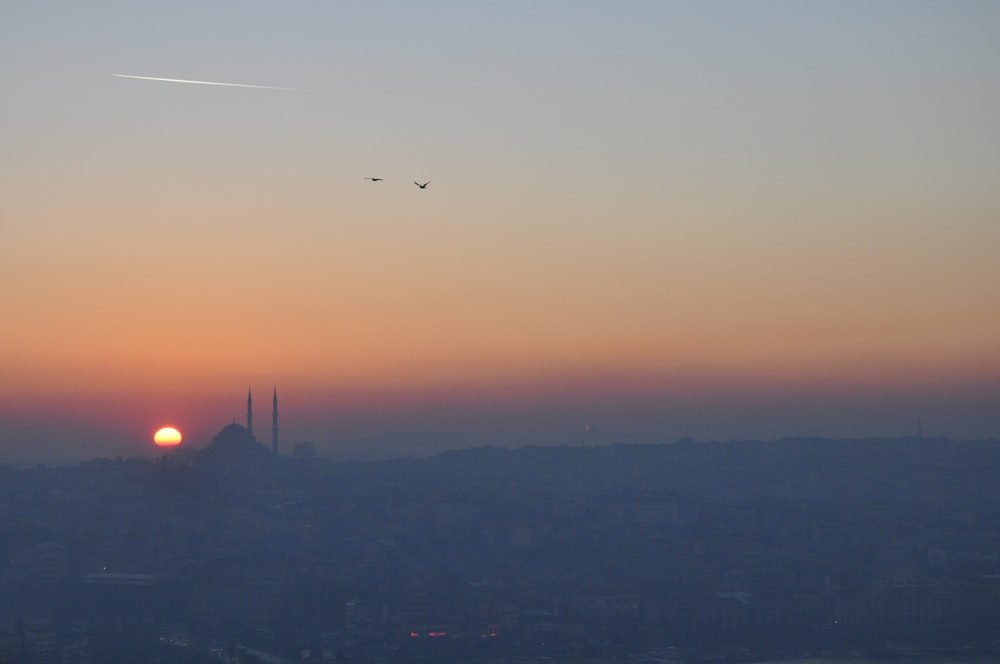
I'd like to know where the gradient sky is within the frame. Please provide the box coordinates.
[2,1,999,464]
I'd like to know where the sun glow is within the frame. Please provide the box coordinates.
[153,426,182,447]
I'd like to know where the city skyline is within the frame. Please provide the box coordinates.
[2,1,999,463]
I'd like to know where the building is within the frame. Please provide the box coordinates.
[245,386,280,454]
[200,387,281,464]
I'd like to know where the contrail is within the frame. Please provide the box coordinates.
[113,74,308,91]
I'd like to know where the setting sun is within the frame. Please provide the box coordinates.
[153,426,182,447]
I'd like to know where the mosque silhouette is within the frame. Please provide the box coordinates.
[200,387,279,463]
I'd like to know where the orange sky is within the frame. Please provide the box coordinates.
[2,2,999,463]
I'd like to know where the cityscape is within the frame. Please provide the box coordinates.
[2,397,999,663]
[3,3,999,662]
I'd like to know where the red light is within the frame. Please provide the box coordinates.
[429,631,447,637]
[409,632,419,638]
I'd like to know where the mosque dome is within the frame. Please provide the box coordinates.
[197,388,281,467]
[201,421,270,465]
[218,422,250,439]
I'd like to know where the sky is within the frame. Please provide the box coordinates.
[2,1,999,464]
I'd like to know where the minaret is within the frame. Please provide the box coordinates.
[272,386,279,455]
[247,386,254,438]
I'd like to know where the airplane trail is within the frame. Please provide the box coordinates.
[113,74,308,91]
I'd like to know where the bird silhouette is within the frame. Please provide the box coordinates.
[414,181,430,189]
[364,177,384,181]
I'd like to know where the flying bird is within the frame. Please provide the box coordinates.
[364,177,384,181]
[414,181,431,189]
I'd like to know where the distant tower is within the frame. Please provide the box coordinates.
[272,386,279,454]
[247,387,254,438]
